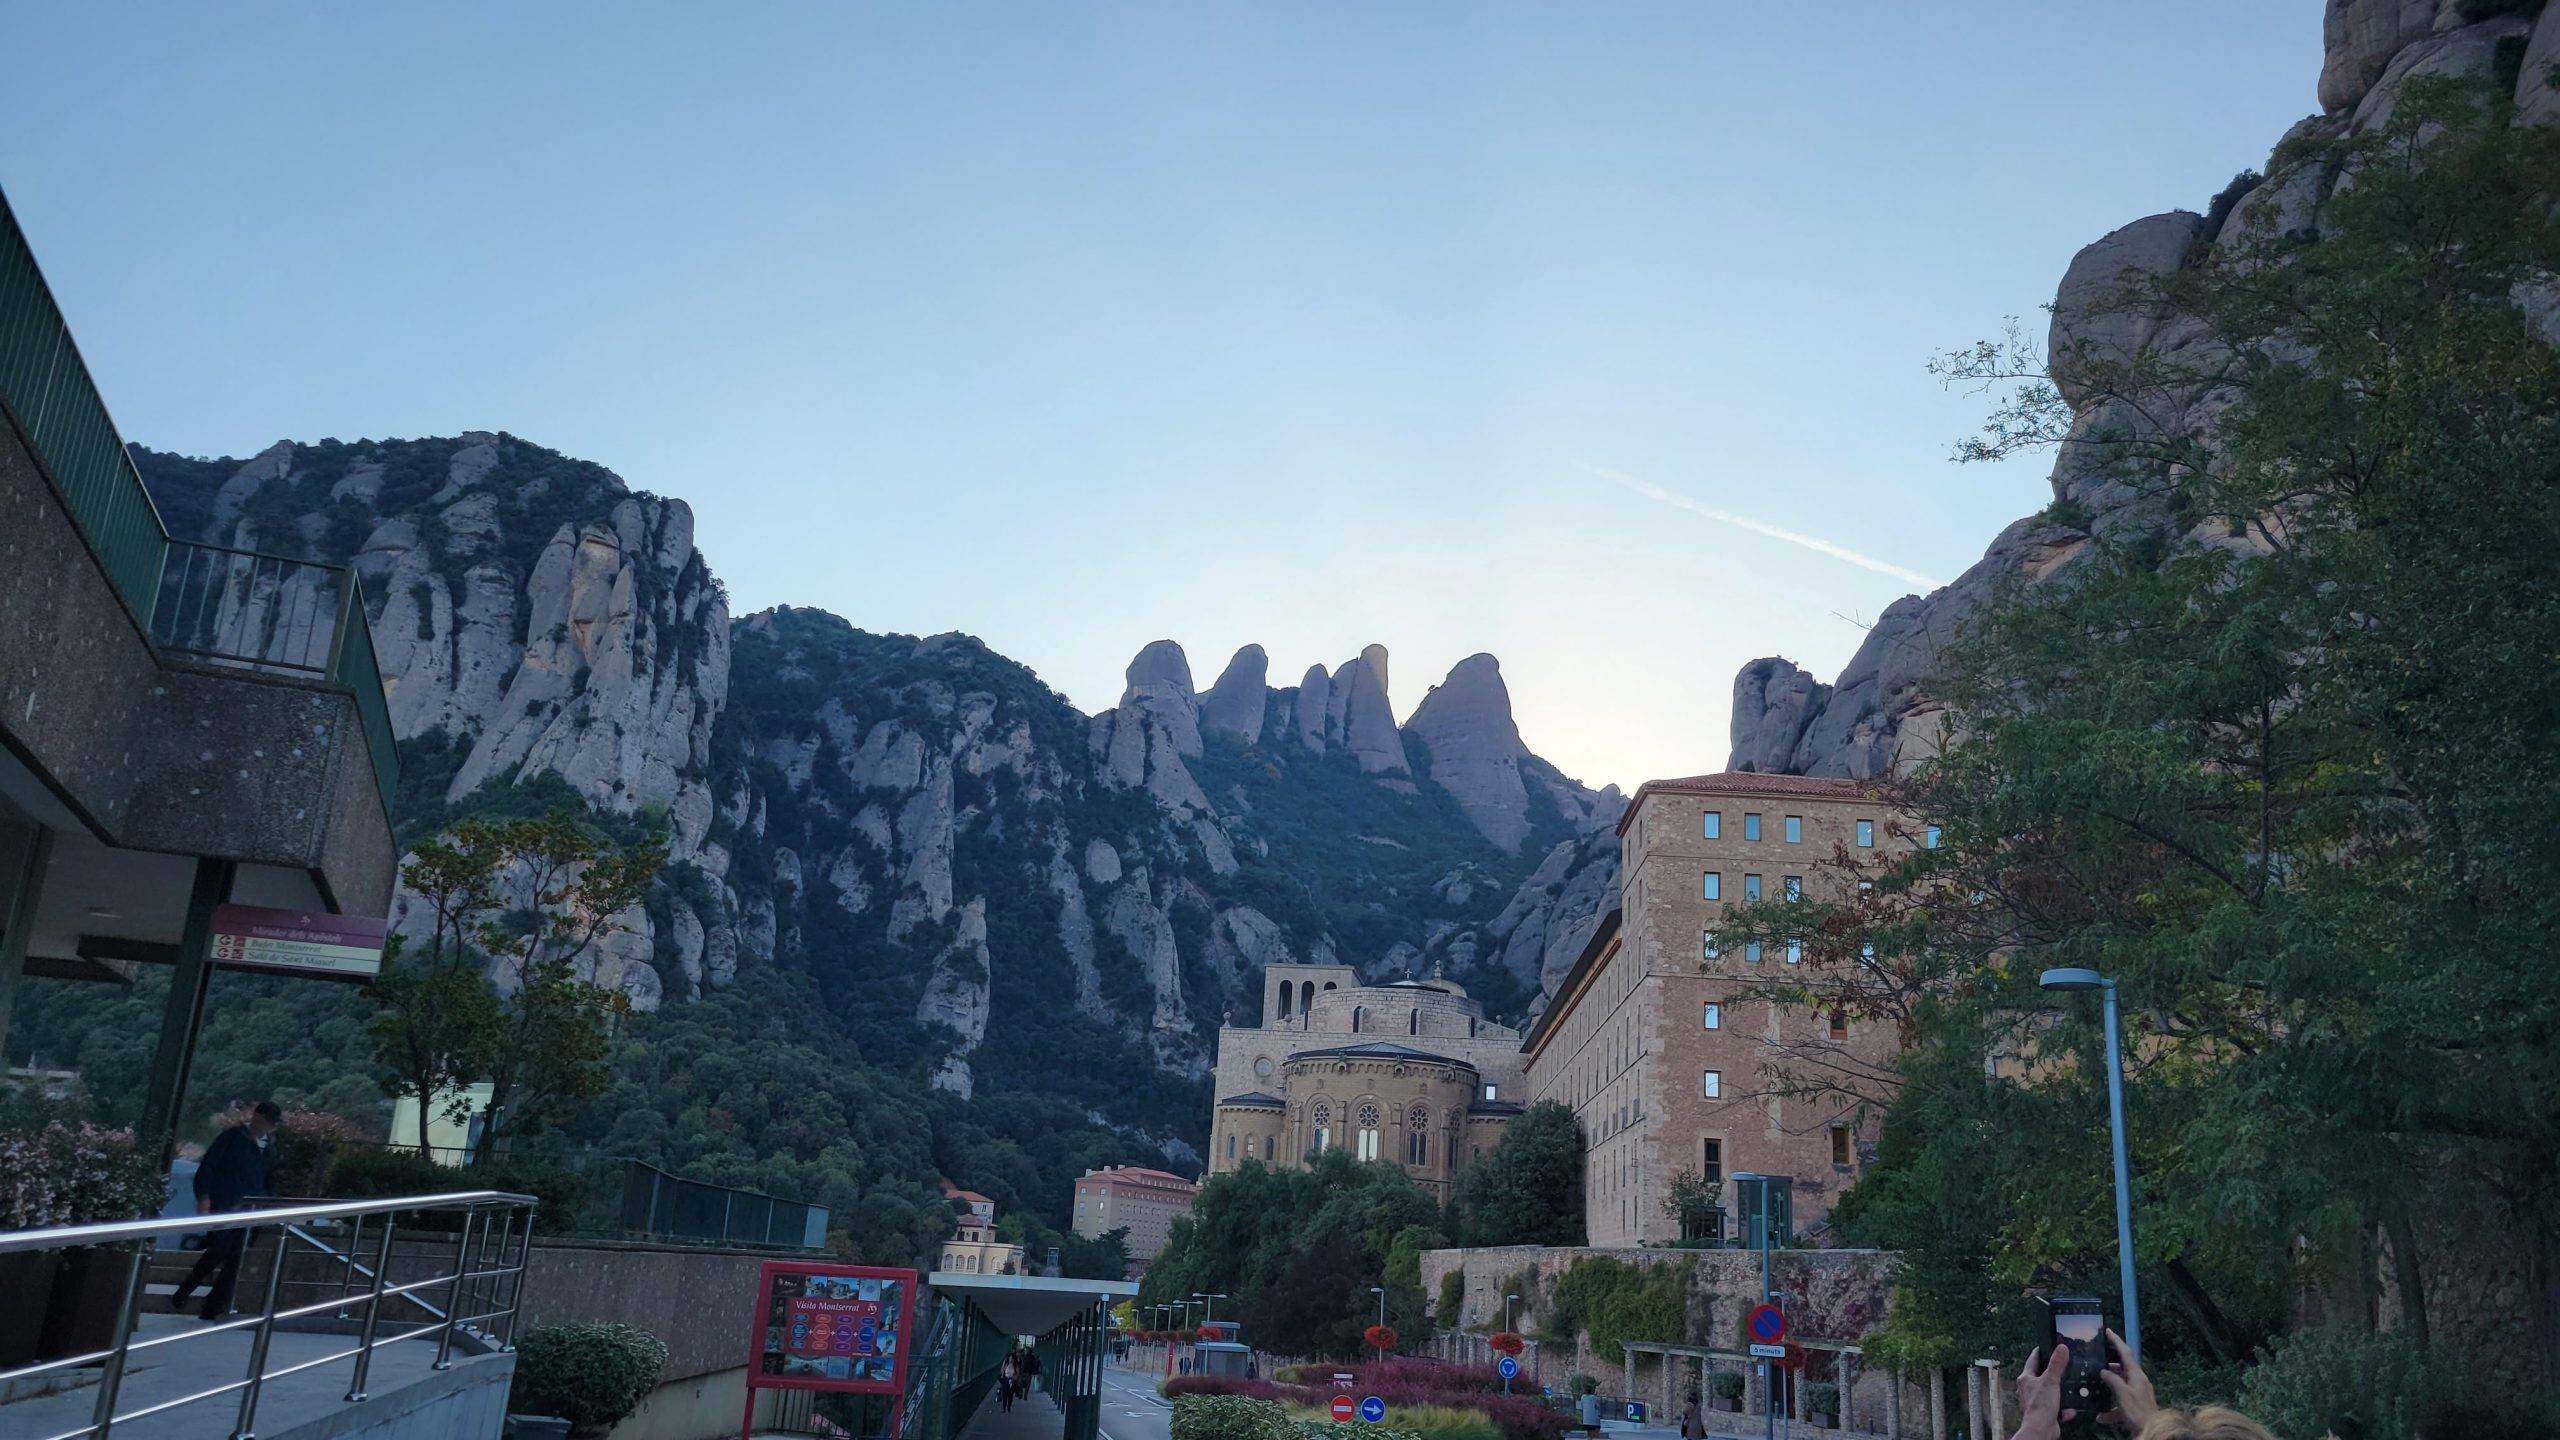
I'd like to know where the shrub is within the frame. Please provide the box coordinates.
[267,1111,376,1195]
[1710,1370,1745,1401]
[509,1322,666,1435]
[1806,1382,1840,1416]
[0,1122,166,1228]
[473,1156,589,1226]
[1170,1394,1295,1440]
[1567,1374,1598,1397]
[324,1145,454,1199]
[1438,1270,1465,1329]
[2235,1325,2489,1440]
[1163,1376,1285,1402]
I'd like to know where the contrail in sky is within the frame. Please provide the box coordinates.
[1580,461,1946,591]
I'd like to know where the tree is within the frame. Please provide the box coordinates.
[1456,1100,1585,1246]
[1828,75,2560,1381]
[367,934,503,1158]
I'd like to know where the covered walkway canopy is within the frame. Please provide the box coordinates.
[923,1271,1135,1440]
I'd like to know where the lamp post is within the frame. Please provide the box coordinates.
[1193,1292,1227,1327]
[2041,966,2142,1360]
[1504,1294,1521,1394]
[1371,1286,1388,1360]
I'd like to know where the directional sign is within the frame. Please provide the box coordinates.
[1331,1396,1356,1422]
[1746,1302,1788,1344]
[1750,1342,1788,1359]
[1497,1355,1520,1380]
[1359,1396,1387,1424]
[208,905,388,981]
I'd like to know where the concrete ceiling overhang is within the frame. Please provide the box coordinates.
[926,1273,1137,1339]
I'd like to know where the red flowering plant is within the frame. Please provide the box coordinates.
[0,1122,166,1231]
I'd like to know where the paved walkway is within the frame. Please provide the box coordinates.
[957,1390,1066,1438]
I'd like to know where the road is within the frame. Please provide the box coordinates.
[1095,1359,1175,1440]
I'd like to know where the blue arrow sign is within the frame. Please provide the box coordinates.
[1359,1396,1387,1423]
[1497,1355,1520,1380]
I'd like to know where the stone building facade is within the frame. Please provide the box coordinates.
[1070,1165,1198,1280]
[1208,963,1528,1202]
[1526,772,1909,1246]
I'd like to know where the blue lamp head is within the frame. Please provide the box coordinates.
[2039,967,2106,992]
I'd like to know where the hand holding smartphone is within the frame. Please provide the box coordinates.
[2039,1295,2107,1435]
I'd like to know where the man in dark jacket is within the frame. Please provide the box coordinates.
[171,1101,282,1320]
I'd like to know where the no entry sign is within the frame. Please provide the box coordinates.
[1331,1395,1357,1421]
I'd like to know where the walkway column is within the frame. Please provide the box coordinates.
[137,858,236,1166]
[1964,1365,1983,1440]
[1928,1367,1947,1440]
[1885,1367,1902,1440]
[1984,1361,2006,1438]
[1662,1348,1675,1416]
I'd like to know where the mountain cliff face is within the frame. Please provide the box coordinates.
[132,437,1621,1155]
[1727,0,2559,778]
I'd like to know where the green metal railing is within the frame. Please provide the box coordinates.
[0,187,399,814]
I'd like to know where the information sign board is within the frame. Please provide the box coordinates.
[208,905,387,980]
[741,1260,917,1438]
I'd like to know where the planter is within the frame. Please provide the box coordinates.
[0,1253,57,1367]
[1811,1414,1837,1430]
[1711,1397,1741,1413]
[40,1248,137,1361]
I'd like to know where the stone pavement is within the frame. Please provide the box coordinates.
[957,1391,1066,1438]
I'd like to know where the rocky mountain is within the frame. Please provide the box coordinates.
[1727,0,2560,779]
[132,437,1622,1157]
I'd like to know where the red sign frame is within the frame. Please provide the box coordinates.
[1746,1302,1787,1344]
[739,1261,920,1438]
[208,904,388,981]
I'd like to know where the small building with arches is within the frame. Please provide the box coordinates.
[1206,963,1529,1201]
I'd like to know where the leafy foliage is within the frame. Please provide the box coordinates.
[509,1322,668,1435]
[0,1121,165,1228]
[1824,75,2560,1387]
[1546,1256,1692,1357]
[1454,1101,1583,1246]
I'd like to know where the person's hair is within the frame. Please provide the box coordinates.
[2136,1407,2275,1440]
[253,1100,284,1122]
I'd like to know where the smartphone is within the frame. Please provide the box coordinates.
[2040,1295,2108,1433]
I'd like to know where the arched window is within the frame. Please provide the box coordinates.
[1356,1100,1382,1161]
[1407,1105,1430,1166]
[1351,1005,1364,1033]
[1408,1009,1420,1035]
[1278,984,1293,1019]
[1301,980,1316,1015]
[1263,1135,1274,1161]
[1309,1100,1333,1155]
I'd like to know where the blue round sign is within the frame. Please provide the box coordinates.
[1358,1396,1387,1423]
[1497,1355,1520,1380]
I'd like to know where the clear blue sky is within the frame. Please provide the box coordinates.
[1,3,2321,791]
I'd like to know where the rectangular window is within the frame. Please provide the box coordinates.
[1744,874,1762,901]
[1702,1002,1722,1030]
[1856,819,1875,847]
[1745,941,1763,963]
[1701,1070,1722,1099]
[1483,1083,1498,1101]
[1784,875,1803,902]
[1702,1138,1723,1183]
[1829,1009,1849,1041]
[1925,824,1943,849]
[1702,810,1721,839]
[1785,939,1803,964]
[1831,1126,1852,1167]
[1702,871,1721,901]
[1784,815,1803,843]
[1743,813,1762,841]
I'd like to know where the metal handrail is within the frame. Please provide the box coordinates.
[0,1190,536,1440]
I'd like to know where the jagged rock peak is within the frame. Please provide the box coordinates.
[1328,644,1407,774]
[1202,644,1269,743]
[1124,639,1196,701]
[1292,664,1332,753]
[1407,653,1533,851]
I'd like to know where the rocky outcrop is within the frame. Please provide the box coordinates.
[1201,644,1269,743]
[1407,653,1535,852]
[919,898,993,1097]
[1728,6,2541,780]
[1328,645,1408,774]
[1291,664,1332,752]
[1094,641,1212,814]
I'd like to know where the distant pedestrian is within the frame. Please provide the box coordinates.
[998,1354,1019,1411]
[1680,1390,1703,1439]
[171,1101,282,1321]
[1576,1388,1602,1437]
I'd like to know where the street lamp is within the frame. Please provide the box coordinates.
[1193,1291,1227,1326]
[2041,966,2142,1360]
[1370,1286,1388,1360]
[1504,1293,1520,1333]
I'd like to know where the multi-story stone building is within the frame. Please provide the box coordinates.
[938,1181,1025,1275]
[1070,1165,1198,1280]
[1524,772,1907,1246]
[1207,963,1528,1203]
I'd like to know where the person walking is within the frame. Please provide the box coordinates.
[1576,1386,1603,1437]
[1680,1389,1704,1439]
[171,1101,282,1320]
[997,1353,1019,1412]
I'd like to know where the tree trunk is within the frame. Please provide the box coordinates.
[2161,1257,2242,1366]
[2382,1207,2430,1349]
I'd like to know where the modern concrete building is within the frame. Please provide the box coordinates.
[1207,963,1528,1203]
[1524,772,1909,1245]
[1069,1165,1197,1279]
[0,189,400,1156]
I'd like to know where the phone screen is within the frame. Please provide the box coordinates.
[2057,1312,2101,1343]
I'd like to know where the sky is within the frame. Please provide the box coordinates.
[0,3,2322,792]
